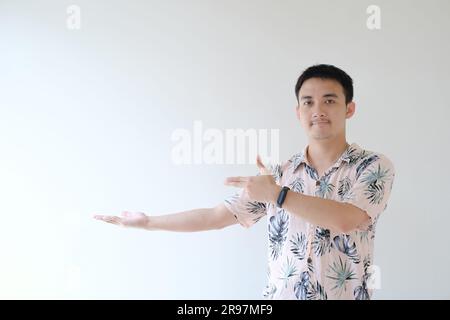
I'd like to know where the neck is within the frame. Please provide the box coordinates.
[306,137,349,172]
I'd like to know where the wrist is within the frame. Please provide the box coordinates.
[144,216,157,231]
[275,186,290,208]
[271,185,282,204]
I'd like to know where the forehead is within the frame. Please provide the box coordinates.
[299,78,345,98]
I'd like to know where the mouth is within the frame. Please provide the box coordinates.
[310,120,330,126]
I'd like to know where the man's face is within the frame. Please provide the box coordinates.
[296,78,355,141]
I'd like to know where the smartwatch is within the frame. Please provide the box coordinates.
[276,186,290,208]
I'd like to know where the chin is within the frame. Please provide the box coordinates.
[310,134,333,140]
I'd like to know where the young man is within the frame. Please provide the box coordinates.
[94,64,395,300]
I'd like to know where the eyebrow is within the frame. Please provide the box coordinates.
[300,93,339,100]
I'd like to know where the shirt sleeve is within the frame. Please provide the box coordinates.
[342,154,396,231]
[224,189,267,228]
[223,163,284,229]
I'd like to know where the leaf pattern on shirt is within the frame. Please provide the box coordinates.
[289,152,305,172]
[270,163,283,183]
[355,154,379,180]
[246,201,266,215]
[357,229,370,243]
[278,256,298,289]
[290,232,307,260]
[354,256,372,300]
[268,209,289,260]
[337,176,354,201]
[308,279,328,300]
[224,193,240,206]
[333,234,361,264]
[360,163,391,205]
[294,271,311,300]
[305,164,319,181]
[341,145,362,165]
[312,227,332,257]
[294,258,328,300]
[289,177,305,193]
[324,166,339,178]
[326,255,357,297]
[315,175,335,199]
[245,201,266,223]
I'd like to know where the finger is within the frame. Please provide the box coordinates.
[103,216,122,225]
[224,181,246,188]
[256,155,271,175]
[94,214,118,220]
[95,215,122,225]
[225,182,245,188]
[225,176,249,183]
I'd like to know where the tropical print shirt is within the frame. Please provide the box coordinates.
[224,143,395,300]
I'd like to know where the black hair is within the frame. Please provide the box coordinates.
[295,64,354,104]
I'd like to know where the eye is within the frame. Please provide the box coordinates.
[303,100,312,106]
[325,99,335,104]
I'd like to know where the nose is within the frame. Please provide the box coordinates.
[311,104,327,120]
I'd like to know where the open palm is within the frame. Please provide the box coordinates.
[94,211,148,229]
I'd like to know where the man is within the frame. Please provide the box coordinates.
[94,64,395,300]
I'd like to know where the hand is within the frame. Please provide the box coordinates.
[93,211,150,229]
[224,155,281,203]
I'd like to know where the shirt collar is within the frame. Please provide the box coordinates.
[290,142,361,172]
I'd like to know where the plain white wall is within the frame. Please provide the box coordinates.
[1,0,449,299]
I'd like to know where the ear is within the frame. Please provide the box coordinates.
[295,103,301,121]
[345,101,356,119]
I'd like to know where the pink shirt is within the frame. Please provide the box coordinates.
[224,143,395,300]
